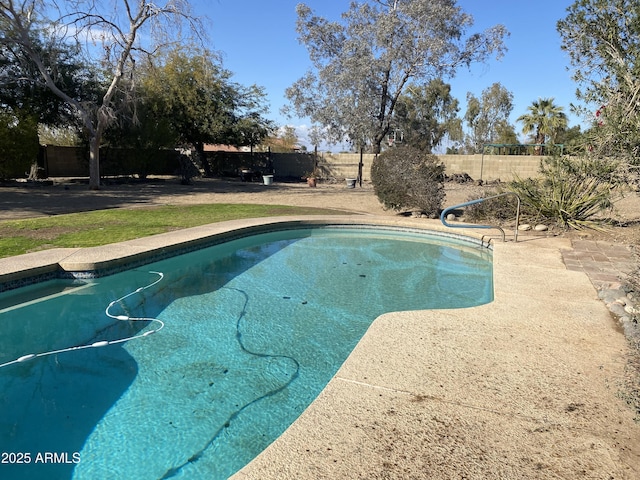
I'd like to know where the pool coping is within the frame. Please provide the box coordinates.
[0,215,492,291]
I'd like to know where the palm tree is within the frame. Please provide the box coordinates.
[517,98,568,152]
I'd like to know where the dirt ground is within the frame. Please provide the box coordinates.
[2,175,639,247]
[0,177,640,226]
[2,176,638,223]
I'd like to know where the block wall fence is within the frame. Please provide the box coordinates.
[38,146,544,182]
[316,153,542,182]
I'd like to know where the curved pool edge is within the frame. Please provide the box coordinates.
[0,215,493,291]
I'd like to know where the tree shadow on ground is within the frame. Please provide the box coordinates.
[0,176,306,220]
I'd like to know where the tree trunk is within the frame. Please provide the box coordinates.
[532,128,542,155]
[195,142,212,177]
[89,135,101,189]
[358,147,364,187]
[372,135,383,155]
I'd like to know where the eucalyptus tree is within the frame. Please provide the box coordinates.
[558,0,640,167]
[464,82,515,153]
[285,0,508,154]
[0,0,203,189]
[392,79,462,153]
[517,97,568,147]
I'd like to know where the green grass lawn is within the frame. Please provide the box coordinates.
[0,203,349,258]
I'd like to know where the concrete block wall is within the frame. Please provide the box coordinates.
[42,145,88,177]
[316,152,543,182]
[272,153,315,178]
[441,154,542,182]
[40,146,544,182]
[317,153,372,180]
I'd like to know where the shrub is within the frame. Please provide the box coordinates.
[464,187,519,223]
[506,156,616,230]
[0,112,39,179]
[371,146,445,217]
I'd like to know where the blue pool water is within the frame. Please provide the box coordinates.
[0,227,492,479]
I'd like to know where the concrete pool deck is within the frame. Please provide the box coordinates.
[0,214,639,478]
[233,221,640,479]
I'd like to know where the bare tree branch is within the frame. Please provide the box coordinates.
[0,0,205,188]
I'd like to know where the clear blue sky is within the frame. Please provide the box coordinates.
[193,0,583,148]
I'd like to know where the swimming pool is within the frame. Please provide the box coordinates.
[0,226,492,479]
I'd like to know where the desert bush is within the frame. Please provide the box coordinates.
[506,156,617,230]
[464,188,519,223]
[371,145,445,217]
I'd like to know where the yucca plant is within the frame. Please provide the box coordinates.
[507,155,619,230]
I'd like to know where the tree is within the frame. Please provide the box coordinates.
[392,79,462,153]
[517,98,568,148]
[0,110,38,178]
[0,0,202,189]
[261,126,299,152]
[493,121,519,146]
[142,47,273,173]
[0,38,89,129]
[104,97,178,152]
[308,124,324,153]
[38,125,82,146]
[285,0,507,154]
[464,82,515,153]
[557,0,640,167]
[233,104,274,153]
[0,38,84,177]
[102,91,179,179]
[0,36,91,163]
[555,125,585,155]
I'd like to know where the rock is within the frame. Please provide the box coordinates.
[600,287,627,304]
[609,303,627,317]
[534,224,548,231]
[446,213,456,221]
[447,173,474,184]
[518,224,532,231]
